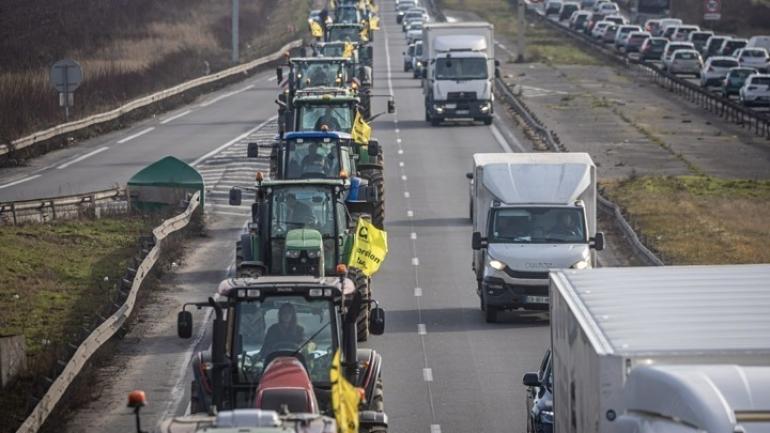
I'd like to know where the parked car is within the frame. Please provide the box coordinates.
[624,31,651,54]
[604,14,626,25]
[639,37,668,61]
[666,49,703,76]
[671,25,700,42]
[601,23,619,44]
[655,18,683,37]
[688,31,714,52]
[615,25,642,50]
[580,0,597,9]
[598,1,619,14]
[702,35,730,58]
[523,350,554,433]
[700,56,740,87]
[644,18,661,35]
[747,35,770,52]
[721,67,757,97]
[545,0,563,16]
[585,12,607,33]
[591,21,612,39]
[662,41,695,64]
[734,47,769,72]
[719,38,748,57]
[570,11,591,31]
[739,74,770,106]
[559,2,580,21]
[404,43,415,71]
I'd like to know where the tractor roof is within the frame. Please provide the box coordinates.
[284,131,352,141]
[217,276,355,298]
[328,23,364,28]
[291,57,351,64]
[293,93,359,103]
[259,178,345,187]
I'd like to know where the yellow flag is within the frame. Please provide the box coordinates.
[310,20,324,38]
[330,350,360,433]
[342,41,354,59]
[369,16,380,30]
[348,217,388,277]
[359,26,369,42]
[350,111,371,145]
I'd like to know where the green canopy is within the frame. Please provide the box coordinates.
[127,156,204,211]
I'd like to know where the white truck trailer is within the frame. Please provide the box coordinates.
[469,153,604,322]
[421,22,497,126]
[549,264,770,433]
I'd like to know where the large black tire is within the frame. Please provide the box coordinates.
[485,305,498,323]
[371,375,384,412]
[190,380,202,414]
[483,116,493,125]
[359,168,385,230]
[349,267,371,342]
[236,235,263,278]
[430,117,441,127]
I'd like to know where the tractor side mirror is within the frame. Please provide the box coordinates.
[591,232,605,251]
[472,231,487,250]
[421,69,427,79]
[370,306,385,335]
[247,142,259,158]
[276,67,284,83]
[465,172,473,180]
[229,188,242,206]
[367,140,380,157]
[522,372,540,387]
[387,98,395,114]
[495,59,501,67]
[177,310,193,339]
[495,68,501,79]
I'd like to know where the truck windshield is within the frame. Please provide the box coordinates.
[234,296,335,384]
[296,63,343,89]
[489,207,587,244]
[435,57,487,80]
[270,186,336,237]
[284,139,341,179]
[298,104,353,132]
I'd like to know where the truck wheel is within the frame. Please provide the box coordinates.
[485,304,498,323]
[430,117,441,127]
[350,267,371,342]
[424,107,430,122]
[483,116,493,125]
[359,168,385,230]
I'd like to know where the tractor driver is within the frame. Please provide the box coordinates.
[301,142,327,175]
[286,193,316,227]
[314,107,342,131]
[260,303,305,358]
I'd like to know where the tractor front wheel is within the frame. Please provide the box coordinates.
[360,167,385,230]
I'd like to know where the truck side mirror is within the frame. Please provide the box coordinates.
[387,98,395,114]
[472,232,487,250]
[229,188,242,206]
[370,306,385,335]
[367,140,381,157]
[465,172,473,180]
[178,310,193,339]
[422,69,427,79]
[495,68,501,79]
[522,372,540,387]
[276,67,283,83]
[495,59,501,67]
[247,142,259,158]
[591,232,605,251]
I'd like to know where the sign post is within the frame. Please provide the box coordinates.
[50,59,83,121]
[703,0,721,21]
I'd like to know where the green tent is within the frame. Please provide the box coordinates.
[127,156,204,212]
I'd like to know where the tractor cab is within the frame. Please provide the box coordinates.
[175,277,387,431]
[292,92,360,134]
[270,131,355,180]
[325,23,366,44]
[282,57,354,93]
[334,5,362,24]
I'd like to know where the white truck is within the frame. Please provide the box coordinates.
[421,22,497,126]
[468,153,604,323]
[549,264,770,433]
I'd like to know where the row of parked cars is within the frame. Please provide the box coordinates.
[542,0,770,107]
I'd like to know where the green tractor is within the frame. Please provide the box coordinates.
[228,178,377,341]
[173,276,388,431]
[325,23,373,61]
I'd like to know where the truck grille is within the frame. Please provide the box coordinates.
[447,91,477,101]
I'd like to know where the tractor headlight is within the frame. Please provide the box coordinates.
[489,259,507,271]
[307,250,321,259]
[571,258,591,270]
[286,250,301,259]
[540,410,554,424]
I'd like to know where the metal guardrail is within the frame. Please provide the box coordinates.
[0,40,303,159]
[495,77,665,266]
[15,191,201,433]
[527,7,770,140]
[0,187,127,225]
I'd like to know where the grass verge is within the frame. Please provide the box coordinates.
[601,176,770,265]
[437,0,601,65]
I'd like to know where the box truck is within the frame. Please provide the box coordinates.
[421,22,497,126]
[549,264,770,433]
[468,153,604,322]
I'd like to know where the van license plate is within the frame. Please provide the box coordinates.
[456,110,469,115]
[524,296,549,304]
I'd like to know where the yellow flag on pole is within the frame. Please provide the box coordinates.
[330,350,360,433]
[348,217,388,277]
[350,111,372,145]
[342,41,355,59]
[359,26,369,42]
[310,20,324,38]
[369,16,380,30]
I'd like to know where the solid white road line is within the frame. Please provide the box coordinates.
[431,425,442,433]
[423,368,433,382]
[489,124,513,153]
[493,114,528,152]
[117,127,155,144]
[0,174,42,190]
[267,75,278,82]
[160,109,192,124]
[56,146,110,170]
[191,116,277,167]
[199,84,255,107]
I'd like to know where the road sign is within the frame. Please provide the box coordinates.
[704,0,721,20]
[50,59,83,93]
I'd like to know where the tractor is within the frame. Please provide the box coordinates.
[174,276,388,432]
[228,178,376,341]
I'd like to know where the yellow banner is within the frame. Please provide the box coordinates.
[350,111,371,145]
[369,16,380,30]
[348,217,388,277]
[310,20,324,38]
[359,26,369,42]
[331,350,360,433]
[343,41,354,59]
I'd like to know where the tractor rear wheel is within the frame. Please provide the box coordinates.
[360,167,385,230]
[350,267,371,342]
[236,235,262,278]
[371,375,384,412]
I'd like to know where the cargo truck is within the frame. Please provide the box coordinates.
[421,22,498,126]
[468,153,604,322]
[547,264,770,433]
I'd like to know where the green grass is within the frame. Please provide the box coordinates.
[602,176,770,265]
[0,217,149,356]
[438,0,602,65]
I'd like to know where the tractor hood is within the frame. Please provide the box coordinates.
[286,229,323,251]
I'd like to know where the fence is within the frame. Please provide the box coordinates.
[15,191,201,433]
[0,187,127,225]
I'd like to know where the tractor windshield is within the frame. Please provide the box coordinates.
[297,103,354,132]
[296,62,344,89]
[234,296,336,385]
[284,138,342,179]
[270,186,336,237]
[327,26,361,43]
[335,6,360,23]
